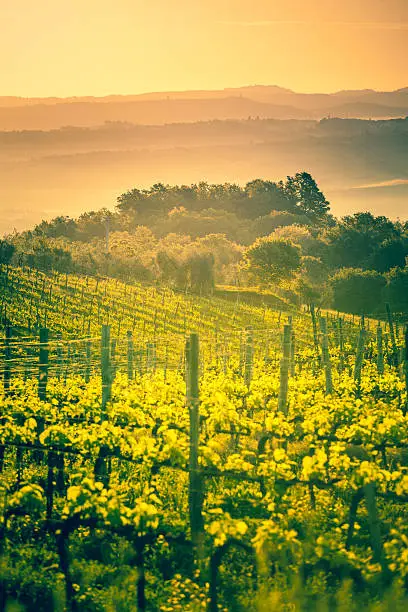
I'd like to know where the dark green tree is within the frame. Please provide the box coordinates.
[384,267,408,313]
[241,179,297,218]
[368,238,407,273]
[185,251,215,293]
[325,212,404,270]
[280,172,330,221]
[244,237,301,285]
[330,268,386,314]
[0,239,15,265]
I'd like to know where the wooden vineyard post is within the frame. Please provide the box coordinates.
[56,333,63,379]
[101,325,112,419]
[377,324,384,375]
[310,304,321,367]
[186,333,204,550]
[320,317,333,395]
[96,325,112,486]
[278,324,291,415]
[36,327,49,466]
[239,333,244,376]
[127,331,134,381]
[111,337,117,378]
[338,318,345,373]
[146,342,156,373]
[244,328,253,388]
[152,342,157,372]
[146,342,151,372]
[64,343,71,384]
[38,327,49,401]
[164,341,169,380]
[264,331,270,363]
[85,338,92,383]
[3,324,11,396]
[364,483,390,581]
[404,326,408,416]
[354,327,366,391]
[215,324,219,367]
[386,303,398,367]
[0,325,11,472]
[290,329,296,377]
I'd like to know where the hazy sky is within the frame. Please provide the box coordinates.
[1,0,407,96]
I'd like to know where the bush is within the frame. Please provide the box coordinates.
[251,212,309,237]
[244,237,301,286]
[330,268,386,314]
[384,267,408,313]
[0,239,15,265]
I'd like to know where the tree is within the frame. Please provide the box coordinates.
[330,268,386,314]
[25,239,73,273]
[325,212,404,271]
[280,172,330,221]
[384,267,408,313]
[251,212,310,237]
[244,237,301,286]
[33,216,78,240]
[156,250,185,287]
[0,239,15,265]
[368,238,407,273]
[242,179,297,218]
[185,251,215,293]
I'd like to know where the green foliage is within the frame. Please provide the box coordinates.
[330,268,386,314]
[0,239,15,265]
[368,238,407,273]
[251,211,310,237]
[384,267,408,312]
[325,212,406,272]
[23,238,73,273]
[3,259,408,608]
[279,172,331,222]
[5,177,408,312]
[244,237,301,286]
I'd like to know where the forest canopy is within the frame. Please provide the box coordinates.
[4,172,408,315]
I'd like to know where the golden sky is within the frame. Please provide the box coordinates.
[1,0,407,97]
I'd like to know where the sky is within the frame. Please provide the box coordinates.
[1,0,407,97]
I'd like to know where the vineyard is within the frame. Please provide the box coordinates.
[1,264,408,611]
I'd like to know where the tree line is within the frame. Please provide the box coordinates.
[1,172,408,315]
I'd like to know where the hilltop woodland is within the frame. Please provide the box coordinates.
[2,171,408,315]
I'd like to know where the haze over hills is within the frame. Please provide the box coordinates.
[0,85,407,130]
[0,85,407,235]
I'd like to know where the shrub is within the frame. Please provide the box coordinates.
[330,268,386,314]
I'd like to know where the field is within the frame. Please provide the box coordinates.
[1,264,408,611]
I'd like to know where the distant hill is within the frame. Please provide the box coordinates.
[0,84,407,234]
[319,102,408,119]
[0,97,308,131]
[0,116,407,234]
[0,85,407,130]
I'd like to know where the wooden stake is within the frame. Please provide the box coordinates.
[404,326,408,416]
[278,324,291,414]
[354,327,366,389]
[338,318,345,373]
[244,328,253,388]
[377,324,384,375]
[290,330,296,377]
[85,338,91,383]
[3,324,11,396]
[320,317,333,395]
[186,333,204,548]
[38,327,49,401]
[127,330,134,381]
[310,304,321,366]
[386,303,398,367]
[101,325,112,419]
